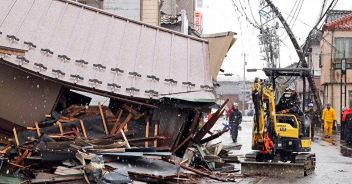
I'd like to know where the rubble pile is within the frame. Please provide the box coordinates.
[0,99,239,183]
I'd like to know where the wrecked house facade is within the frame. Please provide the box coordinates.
[0,0,234,157]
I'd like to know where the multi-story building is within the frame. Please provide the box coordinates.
[78,0,160,26]
[76,0,202,33]
[320,12,352,122]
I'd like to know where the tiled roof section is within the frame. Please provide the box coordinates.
[160,14,181,25]
[160,0,177,16]
[323,13,352,31]
[325,10,352,23]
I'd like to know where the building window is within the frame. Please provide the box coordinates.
[334,38,352,59]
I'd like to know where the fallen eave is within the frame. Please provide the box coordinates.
[202,32,237,80]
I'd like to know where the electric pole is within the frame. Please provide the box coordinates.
[243,53,247,114]
[264,0,323,126]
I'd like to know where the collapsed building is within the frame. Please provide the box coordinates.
[0,0,235,182]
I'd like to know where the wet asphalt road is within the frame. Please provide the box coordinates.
[208,116,352,184]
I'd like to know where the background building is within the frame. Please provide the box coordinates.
[77,0,203,33]
[320,11,352,122]
[215,80,252,113]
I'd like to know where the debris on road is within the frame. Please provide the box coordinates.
[0,97,241,183]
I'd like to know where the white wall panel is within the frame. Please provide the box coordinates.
[0,0,215,102]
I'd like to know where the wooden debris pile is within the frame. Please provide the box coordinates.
[0,98,239,183]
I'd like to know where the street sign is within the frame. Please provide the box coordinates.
[259,9,271,20]
[194,11,202,33]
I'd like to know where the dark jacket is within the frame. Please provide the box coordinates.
[229,109,242,124]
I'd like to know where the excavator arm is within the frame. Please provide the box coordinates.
[251,78,277,154]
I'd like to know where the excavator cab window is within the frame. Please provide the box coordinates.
[276,115,298,128]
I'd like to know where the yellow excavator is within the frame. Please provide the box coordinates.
[241,68,316,177]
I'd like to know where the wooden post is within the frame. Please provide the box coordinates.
[98,102,109,135]
[35,122,41,137]
[80,120,87,138]
[111,109,123,134]
[13,128,19,146]
[116,113,133,133]
[154,123,158,147]
[145,121,149,148]
[57,121,64,135]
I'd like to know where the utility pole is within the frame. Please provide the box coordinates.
[258,1,280,68]
[264,0,323,126]
[243,53,247,114]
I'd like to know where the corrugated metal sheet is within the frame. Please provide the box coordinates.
[0,0,215,102]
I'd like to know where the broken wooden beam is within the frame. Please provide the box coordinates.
[122,104,144,120]
[0,45,26,56]
[57,121,64,135]
[111,109,123,134]
[200,128,230,144]
[193,99,229,143]
[98,102,109,135]
[168,160,233,182]
[129,136,166,143]
[115,113,133,134]
[35,122,41,137]
[79,120,87,138]
[0,145,11,155]
[13,128,19,146]
[172,134,192,153]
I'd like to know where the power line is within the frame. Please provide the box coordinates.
[247,0,260,27]
[316,0,328,25]
[277,0,299,37]
[280,0,305,41]
[289,0,304,30]
[230,0,260,29]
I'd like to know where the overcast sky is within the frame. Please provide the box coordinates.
[202,0,352,81]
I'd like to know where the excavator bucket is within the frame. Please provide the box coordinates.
[241,153,315,178]
[241,161,306,178]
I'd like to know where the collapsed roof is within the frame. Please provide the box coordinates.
[0,0,235,102]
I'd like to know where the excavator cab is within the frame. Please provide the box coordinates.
[242,68,315,177]
[265,68,312,152]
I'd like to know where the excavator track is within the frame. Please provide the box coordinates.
[241,152,316,178]
[294,153,316,176]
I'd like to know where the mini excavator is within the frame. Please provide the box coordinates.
[241,68,316,177]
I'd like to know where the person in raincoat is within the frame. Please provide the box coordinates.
[322,103,336,138]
